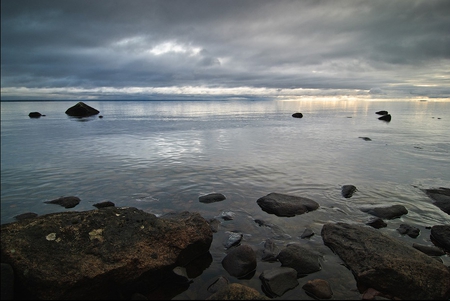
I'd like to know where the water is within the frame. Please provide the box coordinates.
[1,99,449,299]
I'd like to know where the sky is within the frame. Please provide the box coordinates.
[1,0,450,101]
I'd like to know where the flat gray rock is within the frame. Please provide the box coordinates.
[276,243,322,277]
[259,267,299,297]
[257,192,319,217]
[360,204,408,219]
[199,193,226,204]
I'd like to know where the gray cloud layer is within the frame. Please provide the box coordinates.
[1,0,450,100]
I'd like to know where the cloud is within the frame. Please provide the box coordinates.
[1,0,449,100]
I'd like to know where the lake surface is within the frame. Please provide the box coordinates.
[1,99,449,299]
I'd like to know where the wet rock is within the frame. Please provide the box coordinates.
[412,243,446,257]
[321,222,450,300]
[14,212,38,221]
[28,112,43,118]
[276,243,322,277]
[254,219,290,240]
[65,102,100,117]
[199,193,226,204]
[259,267,299,297]
[93,201,115,209]
[430,224,450,252]
[359,137,372,141]
[375,110,389,115]
[207,276,229,294]
[44,196,81,208]
[366,217,387,229]
[292,112,303,118]
[300,228,314,239]
[206,283,270,300]
[260,239,279,262]
[219,211,235,221]
[223,231,243,249]
[302,279,333,299]
[221,244,257,279]
[422,187,450,215]
[397,224,420,238]
[0,207,213,300]
[257,192,319,217]
[360,204,408,219]
[378,114,392,122]
[341,185,357,198]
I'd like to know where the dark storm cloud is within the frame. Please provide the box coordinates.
[1,0,449,100]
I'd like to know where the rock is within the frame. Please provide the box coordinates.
[430,224,450,252]
[292,112,303,118]
[1,263,14,300]
[341,185,357,198]
[0,207,213,300]
[302,279,333,299]
[397,224,420,238]
[360,204,408,219]
[300,228,314,239]
[208,218,220,233]
[223,232,243,249]
[199,193,226,203]
[256,192,319,217]
[92,201,115,209]
[221,244,257,279]
[422,187,450,215]
[412,243,446,257]
[378,114,392,121]
[259,267,299,297]
[44,196,81,208]
[358,137,372,141]
[207,276,229,294]
[276,243,322,277]
[14,212,38,221]
[366,217,387,229]
[28,112,42,118]
[260,239,279,262]
[219,211,235,221]
[321,222,450,300]
[206,283,270,300]
[375,110,389,115]
[65,102,100,117]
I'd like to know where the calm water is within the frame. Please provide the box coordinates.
[1,99,449,299]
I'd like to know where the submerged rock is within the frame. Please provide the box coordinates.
[397,223,420,238]
[0,207,213,300]
[321,222,450,300]
[257,192,319,217]
[65,102,100,117]
[360,204,408,219]
[14,212,38,221]
[199,193,226,203]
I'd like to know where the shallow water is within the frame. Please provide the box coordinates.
[1,99,449,299]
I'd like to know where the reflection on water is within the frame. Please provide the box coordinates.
[1,99,449,299]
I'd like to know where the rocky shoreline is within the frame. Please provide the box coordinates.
[1,187,449,300]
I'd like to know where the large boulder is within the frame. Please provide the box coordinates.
[65,102,100,117]
[0,207,213,300]
[430,224,450,252]
[257,192,319,217]
[321,222,450,300]
[422,187,450,215]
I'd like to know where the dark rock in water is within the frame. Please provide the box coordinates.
[14,212,38,221]
[358,136,372,141]
[44,196,81,208]
[360,204,408,219]
[292,112,303,118]
[422,187,450,215]
[28,112,42,118]
[261,239,279,262]
[321,222,450,300]
[206,283,270,300]
[259,267,299,297]
[302,279,333,299]
[366,217,387,229]
[430,224,450,253]
[199,192,226,203]
[276,243,322,277]
[65,102,100,117]
[375,110,389,115]
[378,114,392,121]
[208,218,220,233]
[397,224,420,238]
[219,211,235,220]
[93,201,115,209]
[223,232,243,249]
[221,244,257,279]
[0,208,213,300]
[300,228,314,239]
[412,243,446,257]
[341,185,357,198]
[257,192,319,217]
